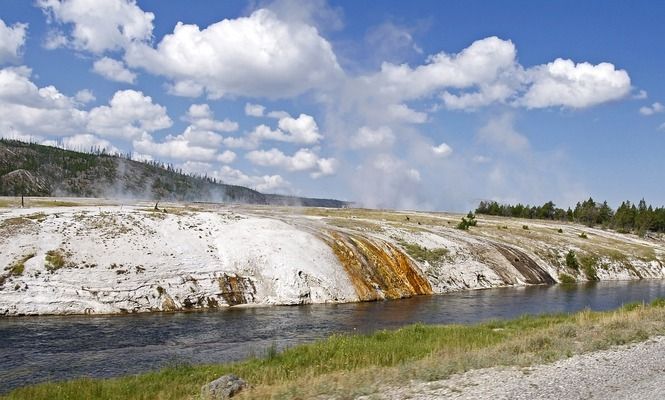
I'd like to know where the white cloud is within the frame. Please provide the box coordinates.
[639,102,665,116]
[216,150,237,164]
[432,142,453,157]
[223,113,322,149]
[246,147,336,177]
[362,36,630,111]
[44,133,119,153]
[520,58,631,109]
[0,19,27,64]
[217,166,290,192]
[43,30,68,50]
[74,89,95,104]
[166,80,204,97]
[87,89,172,140]
[38,0,155,54]
[92,57,137,84]
[124,9,342,98]
[369,36,521,101]
[350,126,395,149]
[276,114,322,144]
[183,104,238,132]
[245,103,265,117]
[386,104,427,123]
[267,110,291,119]
[178,126,224,147]
[0,66,87,137]
[132,134,224,162]
[131,152,153,162]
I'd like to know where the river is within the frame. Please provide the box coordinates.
[2,280,665,393]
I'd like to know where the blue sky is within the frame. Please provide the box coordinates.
[0,0,663,211]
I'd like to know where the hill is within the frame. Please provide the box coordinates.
[0,139,348,207]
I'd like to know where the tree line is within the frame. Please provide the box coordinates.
[475,198,665,236]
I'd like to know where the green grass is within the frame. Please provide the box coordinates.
[397,240,449,264]
[45,250,67,272]
[6,301,665,400]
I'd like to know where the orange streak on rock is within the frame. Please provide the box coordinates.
[325,231,432,301]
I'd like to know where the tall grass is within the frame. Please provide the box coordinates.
[5,301,665,400]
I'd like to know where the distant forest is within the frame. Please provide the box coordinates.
[475,198,665,236]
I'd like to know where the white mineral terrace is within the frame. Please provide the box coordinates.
[1,197,664,316]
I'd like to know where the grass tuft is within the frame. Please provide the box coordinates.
[397,240,449,264]
[45,250,68,272]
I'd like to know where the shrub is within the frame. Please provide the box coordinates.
[558,273,576,285]
[579,254,600,281]
[565,250,579,271]
[457,212,478,231]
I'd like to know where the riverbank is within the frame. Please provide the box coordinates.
[1,197,664,316]
[4,300,665,399]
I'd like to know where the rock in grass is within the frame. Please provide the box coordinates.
[201,374,247,399]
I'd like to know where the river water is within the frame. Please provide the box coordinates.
[2,280,665,393]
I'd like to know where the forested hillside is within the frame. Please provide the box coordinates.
[0,139,348,207]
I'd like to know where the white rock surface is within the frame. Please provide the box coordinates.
[1,201,664,315]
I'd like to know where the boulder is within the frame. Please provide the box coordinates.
[201,374,247,399]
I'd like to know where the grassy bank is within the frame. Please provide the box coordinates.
[5,300,665,400]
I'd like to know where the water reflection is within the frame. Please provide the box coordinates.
[1,280,665,393]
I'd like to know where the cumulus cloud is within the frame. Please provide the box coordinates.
[432,142,453,157]
[246,148,336,177]
[639,102,665,116]
[132,133,233,162]
[361,37,630,112]
[276,114,322,144]
[74,89,95,104]
[181,162,291,193]
[216,165,290,192]
[124,9,342,98]
[267,110,291,119]
[43,133,119,153]
[520,58,631,109]
[38,0,155,53]
[183,104,238,132]
[245,102,265,117]
[87,89,172,140]
[0,19,27,64]
[0,66,87,137]
[92,57,137,84]
[350,126,395,149]
[223,113,323,149]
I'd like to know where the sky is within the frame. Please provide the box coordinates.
[0,0,664,211]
